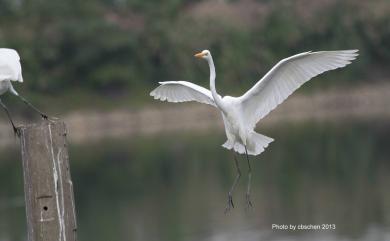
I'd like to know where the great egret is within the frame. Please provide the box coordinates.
[0,48,48,135]
[150,49,358,211]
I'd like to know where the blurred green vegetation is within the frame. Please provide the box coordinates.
[0,0,389,111]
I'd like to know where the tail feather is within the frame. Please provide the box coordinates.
[222,132,274,156]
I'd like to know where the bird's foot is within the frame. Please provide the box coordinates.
[41,114,48,120]
[245,193,253,211]
[13,126,21,137]
[42,114,60,122]
[224,194,234,214]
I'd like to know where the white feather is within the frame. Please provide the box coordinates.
[150,81,219,107]
[239,50,359,129]
[0,48,23,83]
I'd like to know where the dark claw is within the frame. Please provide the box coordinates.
[245,193,253,210]
[13,127,21,137]
[224,194,234,214]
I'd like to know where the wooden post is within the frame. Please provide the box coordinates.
[19,120,77,241]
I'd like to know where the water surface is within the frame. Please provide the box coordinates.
[0,121,389,241]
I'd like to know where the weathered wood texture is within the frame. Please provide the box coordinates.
[19,121,77,241]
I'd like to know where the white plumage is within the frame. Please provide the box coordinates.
[153,81,217,106]
[151,49,358,156]
[0,48,23,83]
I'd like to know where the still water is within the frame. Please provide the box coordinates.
[0,121,389,241]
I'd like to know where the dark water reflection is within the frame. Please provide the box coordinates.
[0,121,390,241]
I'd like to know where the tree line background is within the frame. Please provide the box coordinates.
[0,0,389,111]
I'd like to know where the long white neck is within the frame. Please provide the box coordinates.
[207,55,224,110]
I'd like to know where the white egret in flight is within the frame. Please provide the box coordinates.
[0,48,49,135]
[150,49,358,212]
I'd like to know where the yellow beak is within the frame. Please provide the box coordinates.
[194,52,205,58]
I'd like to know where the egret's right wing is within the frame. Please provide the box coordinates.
[150,81,218,107]
[0,48,23,82]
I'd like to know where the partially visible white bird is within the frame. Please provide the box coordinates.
[0,48,48,134]
[150,49,359,211]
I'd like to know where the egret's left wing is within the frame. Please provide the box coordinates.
[0,48,23,82]
[150,81,218,107]
[239,50,359,128]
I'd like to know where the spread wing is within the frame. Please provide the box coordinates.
[239,50,359,128]
[150,81,218,107]
[0,48,23,82]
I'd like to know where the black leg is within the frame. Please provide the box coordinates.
[244,146,253,210]
[225,153,241,214]
[18,95,48,119]
[0,98,19,136]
